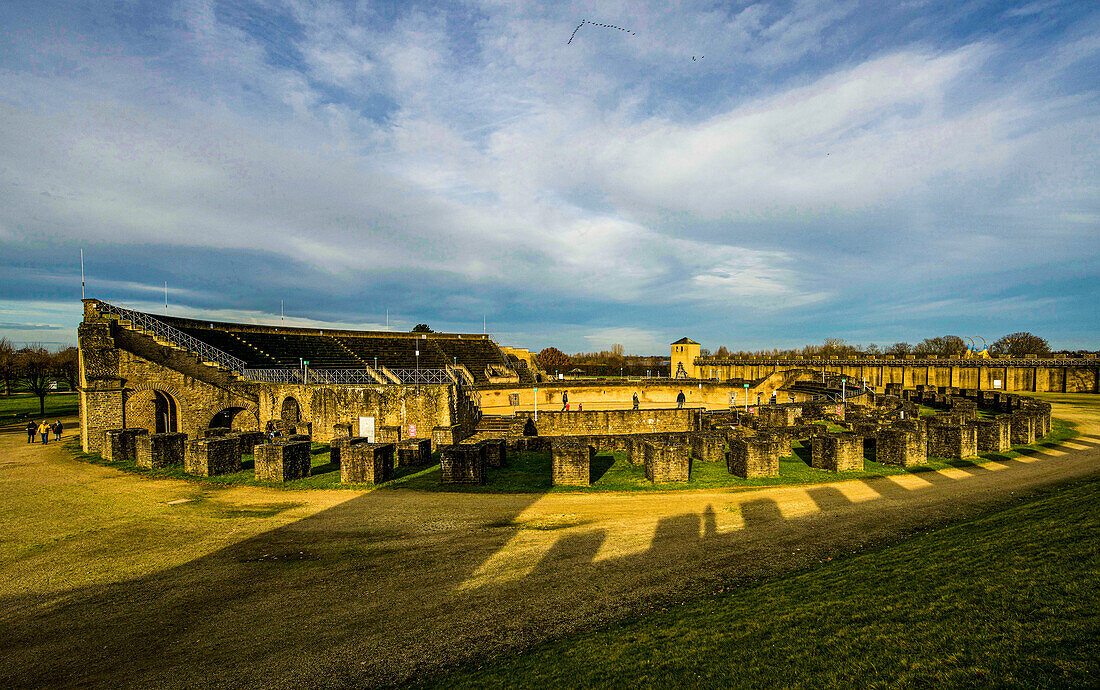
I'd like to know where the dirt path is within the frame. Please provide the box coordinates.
[0,395,1098,688]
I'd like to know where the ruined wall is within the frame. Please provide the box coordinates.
[517,407,700,437]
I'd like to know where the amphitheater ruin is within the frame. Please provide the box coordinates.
[77,299,1099,486]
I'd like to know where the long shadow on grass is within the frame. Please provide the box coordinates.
[0,432,1092,688]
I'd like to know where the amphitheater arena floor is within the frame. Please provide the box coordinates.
[0,393,1098,688]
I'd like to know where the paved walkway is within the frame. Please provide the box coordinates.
[0,394,1097,688]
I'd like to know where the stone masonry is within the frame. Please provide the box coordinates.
[341,443,395,484]
[875,426,926,467]
[185,436,242,476]
[103,428,149,463]
[726,437,779,478]
[644,441,690,483]
[1009,413,1036,445]
[552,440,594,486]
[974,417,1011,452]
[135,432,186,469]
[440,443,485,485]
[927,423,978,459]
[329,436,370,467]
[396,438,433,468]
[690,432,725,462]
[254,441,312,482]
[811,434,864,472]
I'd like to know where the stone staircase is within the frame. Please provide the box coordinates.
[464,414,531,442]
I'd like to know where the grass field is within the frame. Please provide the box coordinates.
[418,473,1100,688]
[70,419,1078,493]
[0,392,78,427]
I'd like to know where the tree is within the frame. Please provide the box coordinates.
[0,337,14,395]
[885,342,913,356]
[536,347,571,371]
[715,345,730,358]
[55,347,80,391]
[991,332,1051,357]
[914,336,966,357]
[411,324,433,333]
[16,346,56,416]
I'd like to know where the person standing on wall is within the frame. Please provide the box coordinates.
[632,392,640,410]
[561,391,568,412]
[26,420,36,443]
[38,420,50,445]
[676,390,686,409]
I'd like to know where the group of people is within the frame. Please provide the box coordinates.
[26,420,63,444]
[557,391,682,411]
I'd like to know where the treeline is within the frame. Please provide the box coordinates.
[0,339,79,415]
[703,332,1058,359]
[535,344,665,373]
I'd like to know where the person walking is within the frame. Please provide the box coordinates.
[37,420,51,445]
[632,392,639,410]
[26,420,36,443]
[53,420,63,441]
[561,391,568,412]
[676,390,686,409]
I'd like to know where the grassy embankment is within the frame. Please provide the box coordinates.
[416,471,1100,688]
[69,419,1078,492]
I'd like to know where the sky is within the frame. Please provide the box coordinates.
[0,0,1097,355]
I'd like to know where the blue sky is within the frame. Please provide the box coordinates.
[1,0,1097,354]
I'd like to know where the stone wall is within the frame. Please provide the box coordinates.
[396,438,433,468]
[643,442,690,483]
[341,443,395,484]
[727,437,779,478]
[875,426,926,467]
[811,434,864,472]
[103,428,148,463]
[254,441,312,482]
[1009,413,1036,445]
[518,408,700,437]
[440,444,485,485]
[185,437,242,476]
[974,417,1011,452]
[552,441,594,486]
[136,432,186,469]
[927,423,978,459]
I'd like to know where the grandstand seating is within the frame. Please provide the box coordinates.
[435,339,512,382]
[336,336,449,370]
[174,326,277,367]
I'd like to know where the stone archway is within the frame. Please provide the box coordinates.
[281,397,301,424]
[209,406,260,431]
[125,388,179,434]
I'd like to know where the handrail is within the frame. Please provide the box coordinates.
[239,367,454,385]
[96,300,247,373]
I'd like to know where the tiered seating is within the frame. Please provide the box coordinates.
[174,326,275,367]
[231,333,362,368]
[335,336,449,370]
[434,338,512,382]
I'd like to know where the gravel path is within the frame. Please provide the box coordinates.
[0,394,1097,688]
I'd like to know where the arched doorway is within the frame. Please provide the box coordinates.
[210,407,259,431]
[125,389,178,434]
[154,391,178,434]
[280,397,301,424]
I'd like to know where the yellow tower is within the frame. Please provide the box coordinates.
[671,337,701,379]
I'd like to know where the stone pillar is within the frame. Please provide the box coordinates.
[479,438,507,468]
[329,436,371,467]
[726,437,779,478]
[103,428,149,463]
[432,425,460,450]
[1009,413,1036,445]
[254,441,312,482]
[974,417,1011,452]
[342,443,396,484]
[200,427,231,438]
[643,441,690,483]
[377,425,402,444]
[875,426,926,467]
[232,431,268,454]
[552,440,593,486]
[927,423,978,459]
[811,434,864,471]
[185,437,242,477]
[689,432,725,462]
[440,444,485,485]
[332,423,352,439]
[136,432,186,469]
[396,439,433,468]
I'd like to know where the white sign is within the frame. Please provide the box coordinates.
[358,416,375,442]
[993,379,1002,389]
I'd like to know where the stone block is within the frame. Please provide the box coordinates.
[341,443,395,484]
[232,430,267,455]
[644,442,690,483]
[758,405,800,427]
[478,438,507,468]
[135,432,186,469]
[1010,413,1036,445]
[286,434,311,443]
[726,437,779,478]
[294,422,313,437]
[974,417,1011,452]
[950,400,978,422]
[440,444,485,485]
[329,436,371,467]
[332,423,352,438]
[377,425,402,444]
[875,426,926,467]
[689,432,725,462]
[103,428,149,463]
[254,441,312,482]
[200,427,231,439]
[396,438,433,468]
[811,434,864,472]
[185,437,242,477]
[432,425,461,450]
[552,441,594,486]
[927,424,978,459]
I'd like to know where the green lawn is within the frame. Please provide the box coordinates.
[69,419,1079,493]
[0,392,78,426]
[417,474,1100,688]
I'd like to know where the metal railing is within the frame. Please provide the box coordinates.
[389,368,454,384]
[239,367,455,385]
[96,300,247,373]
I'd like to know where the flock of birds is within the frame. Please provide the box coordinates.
[567,19,703,61]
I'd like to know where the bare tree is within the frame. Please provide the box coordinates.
[885,342,913,355]
[914,336,966,356]
[0,337,15,396]
[16,346,56,416]
[55,347,80,392]
[991,332,1051,357]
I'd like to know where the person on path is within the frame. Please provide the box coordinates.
[632,392,640,410]
[561,391,568,412]
[37,420,50,445]
[53,420,63,441]
[676,390,686,409]
[26,421,36,443]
